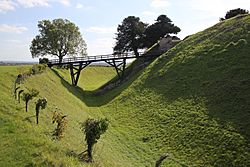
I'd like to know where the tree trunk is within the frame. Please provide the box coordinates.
[36,109,39,124]
[87,144,93,162]
[133,49,139,57]
[59,56,63,64]
[25,101,28,112]
[18,90,23,103]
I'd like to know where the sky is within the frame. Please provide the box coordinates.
[0,0,249,62]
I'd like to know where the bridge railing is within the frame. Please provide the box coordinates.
[48,52,141,65]
[48,50,161,65]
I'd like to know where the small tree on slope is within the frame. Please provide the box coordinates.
[22,89,39,112]
[35,98,47,124]
[52,111,67,139]
[82,118,109,161]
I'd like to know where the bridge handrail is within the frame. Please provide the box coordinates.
[48,52,142,64]
[48,51,160,65]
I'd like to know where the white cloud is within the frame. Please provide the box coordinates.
[56,0,70,6]
[75,3,94,11]
[150,0,170,9]
[0,24,28,33]
[16,0,50,8]
[85,26,116,34]
[87,38,115,55]
[0,0,16,13]
[76,3,83,9]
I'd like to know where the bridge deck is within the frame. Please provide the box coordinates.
[48,51,160,86]
[48,52,158,66]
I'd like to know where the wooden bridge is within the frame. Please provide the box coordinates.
[48,52,160,86]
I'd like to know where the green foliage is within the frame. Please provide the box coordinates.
[35,98,47,124]
[15,74,23,84]
[52,111,67,139]
[29,64,46,75]
[82,118,109,161]
[22,89,39,112]
[30,18,87,63]
[14,64,46,85]
[114,16,147,56]
[39,58,49,64]
[220,8,249,21]
[143,14,181,48]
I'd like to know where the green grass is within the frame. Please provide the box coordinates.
[1,14,250,166]
[0,65,117,166]
[98,14,250,166]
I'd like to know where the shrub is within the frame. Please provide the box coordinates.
[22,89,39,112]
[29,64,46,75]
[52,112,67,139]
[39,58,49,64]
[220,8,249,21]
[35,98,47,124]
[81,118,109,161]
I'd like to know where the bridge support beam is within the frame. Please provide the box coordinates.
[105,58,126,81]
[69,62,91,86]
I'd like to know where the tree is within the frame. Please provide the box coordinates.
[82,118,109,161]
[30,18,87,64]
[22,89,39,112]
[52,111,67,139]
[14,86,20,99]
[35,98,47,124]
[114,16,147,57]
[18,90,24,103]
[220,8,249,21]
[39,58,49,64]
[143,15,181,48]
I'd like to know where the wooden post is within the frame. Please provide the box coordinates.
[69,62,90,86]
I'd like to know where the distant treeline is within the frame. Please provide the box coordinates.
[0,61,37,66]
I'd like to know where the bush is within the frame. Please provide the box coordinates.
[35,98,47,124]
[39,58,49,64]
[81,118,109,161]
[52,112,67,139]
[29,64,46,75]
[22,89,39,112]
[220,8,249,21]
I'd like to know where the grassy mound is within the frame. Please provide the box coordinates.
[99,14,250,166]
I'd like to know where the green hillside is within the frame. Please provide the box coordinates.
[100,14,250,166]
[0,14,250,167]
[0,66,117,166]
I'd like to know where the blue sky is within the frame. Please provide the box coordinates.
[0,0,249,61]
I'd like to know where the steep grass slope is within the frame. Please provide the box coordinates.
[0,66,117,166]
[98,14,250,166]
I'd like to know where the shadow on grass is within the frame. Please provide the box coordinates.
[23,115,35,123]
[51,68,138,107]
[66,150,91,163]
